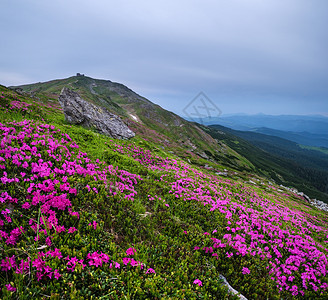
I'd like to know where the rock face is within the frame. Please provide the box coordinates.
[58,87,135,139]
[219,275,248,300]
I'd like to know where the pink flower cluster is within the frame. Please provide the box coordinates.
[0,119,142,246]
[1,252,61,281]
[0,99,326,296]
[0,93,32,113]
[0,119,155,292]
[107,141,328,296]
[193,279,203,286]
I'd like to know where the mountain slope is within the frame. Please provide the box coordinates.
[12,75,252,171]
[207,124,328,202]
[12,76,328,202]
[1,84,328,299]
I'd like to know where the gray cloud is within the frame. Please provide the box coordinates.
[1,0,327,116]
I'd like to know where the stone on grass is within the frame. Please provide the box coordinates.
[58,87,135,139]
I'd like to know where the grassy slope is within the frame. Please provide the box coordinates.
[0,86,328,299]
[12,76,253,173]
[207,124,328,203]
[299,145,328,155]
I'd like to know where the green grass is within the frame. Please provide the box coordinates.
[299,144,328,155]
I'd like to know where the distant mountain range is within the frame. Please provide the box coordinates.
[252,127,328,148]
[188,114,328,148]
[190,114,328,133]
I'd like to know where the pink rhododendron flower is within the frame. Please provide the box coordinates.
[68,227,78,233]
[242,267,251,275]
[146,268,156,274]
[5,283,16,292]
[88,221,97,230]
[21,202,31,209]
[193,279,203,286]
[122,257,132,265]
[47,248,63,259]
[1,256,16,271]
[87,251,109,267]
[45,236,52,246]
[32,258,46,272]
[54,269,61,279]
[66,256,84,272]
[126,247,136,256]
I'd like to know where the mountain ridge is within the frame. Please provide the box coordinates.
[252,127,328,148]
[11,75,254,172]
[188,113,328,135]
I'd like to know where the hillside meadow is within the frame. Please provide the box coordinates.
[0,86,328,299]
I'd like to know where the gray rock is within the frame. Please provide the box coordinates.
[58,87,135,139]
[219,275,248,300]
[216,171,228,176]
[309,198,328,212]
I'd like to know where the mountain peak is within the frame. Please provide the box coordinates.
[12,75,243,167]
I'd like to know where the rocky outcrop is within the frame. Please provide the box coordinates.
[58,87,135,139]
[219,275,248,300]
[308,198,328,212]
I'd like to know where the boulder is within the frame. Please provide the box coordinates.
[219,275,248,300]
[58,87,135,139]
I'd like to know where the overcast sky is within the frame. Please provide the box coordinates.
[1,0,327,116]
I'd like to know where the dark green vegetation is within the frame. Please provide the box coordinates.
[299,145,328,155]
[207,124,328,203]
[1,78,327,299]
